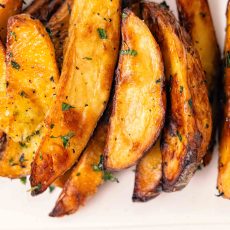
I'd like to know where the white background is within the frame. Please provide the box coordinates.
[0,0,228,229]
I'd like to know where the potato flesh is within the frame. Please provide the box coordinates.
[30,0,121,195]
[0,14,59,178]
[176,0,221,164]
[218,1,230,199]
[142,3,212,191]
[0,0,22,42]
[50,122,107,217]
[104,9,165,171]
[133,140,162,202]
[1,14,59,142]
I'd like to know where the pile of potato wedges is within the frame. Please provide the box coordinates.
[0,0,229,217]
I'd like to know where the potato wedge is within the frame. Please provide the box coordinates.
[0,14,59,178]
[176,0,221,164]
[50,122,108,217]
[142,3,212,191]
[23,0,63,24]
[30,0,121,195]
[0,0,22,42]
[218,0,230,199]
[104,9,165,171]
[133,139,162,202]
[46,0,73,69]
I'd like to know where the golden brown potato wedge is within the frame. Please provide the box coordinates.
[23,0,63,24]
[104,9,165,171]
[30,0,121,195]
[50,122,108,217]
[142,3,212,192]
[0,0,22,42]
[218,0,230,199]
[0,14,59,178]
[176,0,221,165]
[133,139,162,202]
[46,0,73,69]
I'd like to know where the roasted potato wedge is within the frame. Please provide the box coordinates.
[0,0,22,42]
[142,3,212,191]
[50,122,108,217]
[0,14,59,178]
[104,9,165,171]
[176,0,221,164]
[23,0,63,24]
[218,0,230,199]
[47,0,73,69]
[30,0,121,195]
[133,139,162,202]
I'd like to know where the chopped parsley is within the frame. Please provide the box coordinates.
[188,98,193,109]
[49,185,55,193]
[122,12,128,19]
[19,91,27,97]
[10,31,17,40]
[180,86,183,94]
[225,51,230,68]
[83,57,92,60]
[176,131,182,142]
[51,131,75,148]
[46,27,52,37]
[120,49,138,56]
[50,124,55,129]
[76,172,81,176]
[92,155,119,183]
[97,28,107,39]
[156,79,161,84]
[11,61,20,70]
[159,1,170,10]
[20,177,27,185]
[62,102,75,111]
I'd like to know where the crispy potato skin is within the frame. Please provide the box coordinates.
[142,3,212,191]
[0,0,22,42]
[133,140,162,202]
[23,0,63,24]
[176,0,221,164]
[47,0,73,69]
[104,10,165,171]
[50,122,107,217]
[30,0,121,195]
[218,0,230,199]
[0,14,59,178]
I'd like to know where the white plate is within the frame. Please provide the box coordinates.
[0,0,228,229]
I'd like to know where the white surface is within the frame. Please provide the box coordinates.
[0,0,228,229]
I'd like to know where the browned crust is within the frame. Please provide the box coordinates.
[23,0,63,24]
[142,2,211,192]
[104,9,166,171]
[176,0,221,166]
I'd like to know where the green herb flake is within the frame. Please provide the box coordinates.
[19,142,27,148]
[120,49,138,56]
[39,152,43,160]
[155,79,161,84]
[122,12,128,19]
[49,185,55,193]
[19,91,27,97]
[11,60,20,70]
[20,177,27,185]
[180,86,184,94]
[50,76,54,82]
[51,132,75,148]
[92,155,104,172]
[46,27,52,37]
[176,131,182,142]
[225,51,230,68]
[50,124,55,129]
[62,102,75,111]
[76,172,81,176]
[10,31,17,40]
[97,28,107,39]
[188,98,193,109]
[92,155,119,183]
[83,57,92,60]
[159,1,170,10]
[103,171,119,183]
